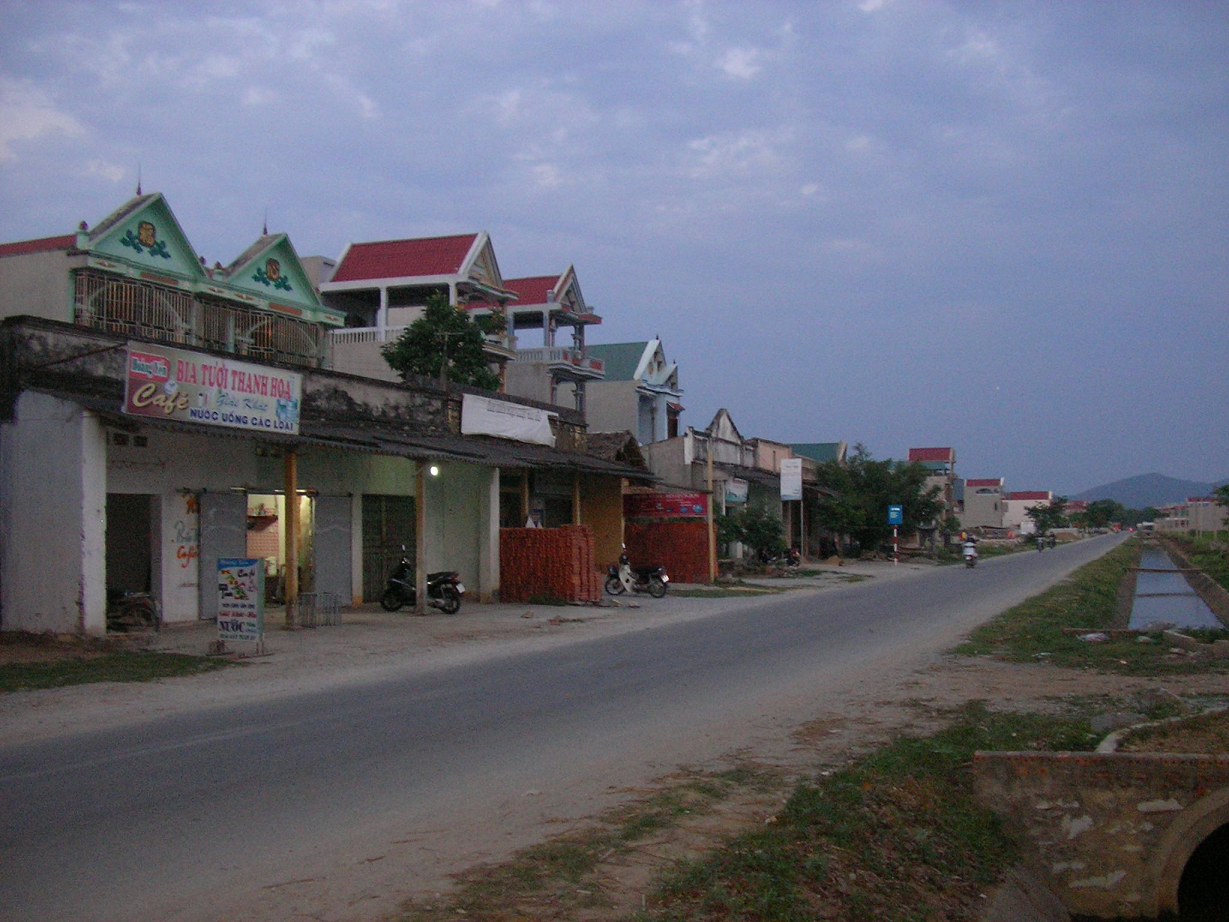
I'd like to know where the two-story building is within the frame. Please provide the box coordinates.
[962,478,1006,530]
[584,340,682,445]
[1003,490,1053,535]
[0,194,649,635]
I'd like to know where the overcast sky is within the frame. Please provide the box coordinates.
[2,1,1225,494]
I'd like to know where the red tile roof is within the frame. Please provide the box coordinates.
[0,234,75,258]
[908,447,954,462]
[330,234,478,283]
[966,478,1003,487]
[1008,491,1050,501]
[503,275,560,305]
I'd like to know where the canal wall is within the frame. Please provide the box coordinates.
[1156,537,1229,627]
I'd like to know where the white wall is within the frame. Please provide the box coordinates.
[0,251,77,323]
[1,392,107,633]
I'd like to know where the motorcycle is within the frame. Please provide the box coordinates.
[760,546,801,568]
[380,550,464,614]
[605,553,669,598]
[962,543,978,568]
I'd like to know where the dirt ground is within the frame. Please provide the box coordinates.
[3,559,1224,922]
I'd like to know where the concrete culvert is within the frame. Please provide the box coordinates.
[1178,822,1229,920]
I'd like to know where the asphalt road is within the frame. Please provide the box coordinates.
[0,534,1124,922]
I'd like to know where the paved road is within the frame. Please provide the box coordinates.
[0,534,1124,922]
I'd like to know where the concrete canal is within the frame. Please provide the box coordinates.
[1129,545,1222,630]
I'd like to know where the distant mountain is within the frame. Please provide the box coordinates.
[1071,473,1227,509]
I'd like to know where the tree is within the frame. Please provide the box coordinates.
[1026,495,1068,535]
[1082,498,1125,529]
[1215,484,1229,511]
[717,507,785,558]
[381,292,501,391]
[810,444,944,555]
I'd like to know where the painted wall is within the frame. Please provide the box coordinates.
[583,379,639,436]
[0,392,106,633]
[0,251,79,323]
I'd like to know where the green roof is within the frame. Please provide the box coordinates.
[790,442,844,463]
[585,342,649,381]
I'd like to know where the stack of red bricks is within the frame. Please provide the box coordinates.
[625,520,711,584]
[499,525,601,604]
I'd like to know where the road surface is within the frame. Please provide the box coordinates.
[0,534,1123,921]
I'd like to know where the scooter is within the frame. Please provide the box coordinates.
[605,552,669,598]
[380,550,464,614]
[760,546,801,568]
[962,543,978,568]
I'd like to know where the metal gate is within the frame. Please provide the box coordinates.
[199,491,246,621]
[313,495,352,605]
[361,495,415,602]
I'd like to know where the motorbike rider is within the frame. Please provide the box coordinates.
[962,538,978,564]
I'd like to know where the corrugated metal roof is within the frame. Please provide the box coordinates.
[585,342,648,381]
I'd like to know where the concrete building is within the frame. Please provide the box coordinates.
[1004,490,1053,535]
[583,340,682,445]
[0,194,647,635]
[1156,497,1229,534]
[962,478,1006,530]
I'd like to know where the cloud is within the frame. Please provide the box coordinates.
[0,77,85,164]
[718,47,761,80]
[686,127,792,180]
[82,159,126,183]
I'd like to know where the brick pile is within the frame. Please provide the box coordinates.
[625,520,711,584]
[499,525,601,603]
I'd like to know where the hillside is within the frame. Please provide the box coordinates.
[1071,473,1227,508]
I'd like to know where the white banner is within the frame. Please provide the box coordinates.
[780,457,803,501]
[461,394,555,447]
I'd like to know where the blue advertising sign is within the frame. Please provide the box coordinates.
[217,557,264,643]
[887,504,904,526]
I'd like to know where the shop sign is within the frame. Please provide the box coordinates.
[780,458,803,501]
[725,478,749,504]
[460,393,555,447]
[216,558,264,644]
[123,344,301,435]
[625,492,708,519]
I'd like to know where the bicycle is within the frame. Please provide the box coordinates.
[106,590,161,633]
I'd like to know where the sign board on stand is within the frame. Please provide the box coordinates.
[216,558,265,655]
[887,505,903,566]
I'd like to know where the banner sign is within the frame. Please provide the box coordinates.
[461,393,555,447]
[780,458,803,501]
[724,478,749,504]
[888,504,904,525]
[124,344,301,435]
[624,492,708,519]
[216,558,264,643]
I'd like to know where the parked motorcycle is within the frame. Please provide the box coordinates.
[605,552,669,598]
[380,550,464,614]
[760,546,801,568]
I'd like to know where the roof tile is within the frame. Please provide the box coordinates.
[331,234,477,282]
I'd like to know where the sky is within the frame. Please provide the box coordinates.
[1,1,1226,495]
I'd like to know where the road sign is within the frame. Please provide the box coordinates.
[888,504,903,525]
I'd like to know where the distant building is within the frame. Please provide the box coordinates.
[1004,491,1053,535]
[908,447,958,531]
[584,340,682,445]
[963,478,1006,530]
[790,441,848,466]
[1155,497,1229,533]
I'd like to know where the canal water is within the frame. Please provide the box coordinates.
[1128,546,1223,630]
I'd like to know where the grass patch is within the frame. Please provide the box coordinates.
[395,763,785,922]
[672,583,788,598]
[640,703,1098,922]
[953,540,1228,674]
[1165,533,1229,593]
[0,641,233,692]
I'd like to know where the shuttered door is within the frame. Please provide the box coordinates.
[361,495,416,602]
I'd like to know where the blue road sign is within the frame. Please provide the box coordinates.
[887,504,903,525]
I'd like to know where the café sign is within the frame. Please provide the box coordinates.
[124,344,301,435]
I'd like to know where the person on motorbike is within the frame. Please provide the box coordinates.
[962,539,978,565]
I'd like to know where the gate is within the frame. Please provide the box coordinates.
[361,495,415,602]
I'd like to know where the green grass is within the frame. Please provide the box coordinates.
[1165,533,1229,593]
[395,764,785,922]
[640,704,1098,922]
[0,647,233,692]
[953,539,1228,674]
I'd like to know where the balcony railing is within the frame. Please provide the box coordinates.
[514,347,605,378]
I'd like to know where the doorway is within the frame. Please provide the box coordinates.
[106,493,156,596]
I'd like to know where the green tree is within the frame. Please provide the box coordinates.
[811,444,944,555]
[717,507,785,558]
[381,292,501,390]
[1215,484,1229,511]
[1026,495,1069,534]
[1081,498,1125,529]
